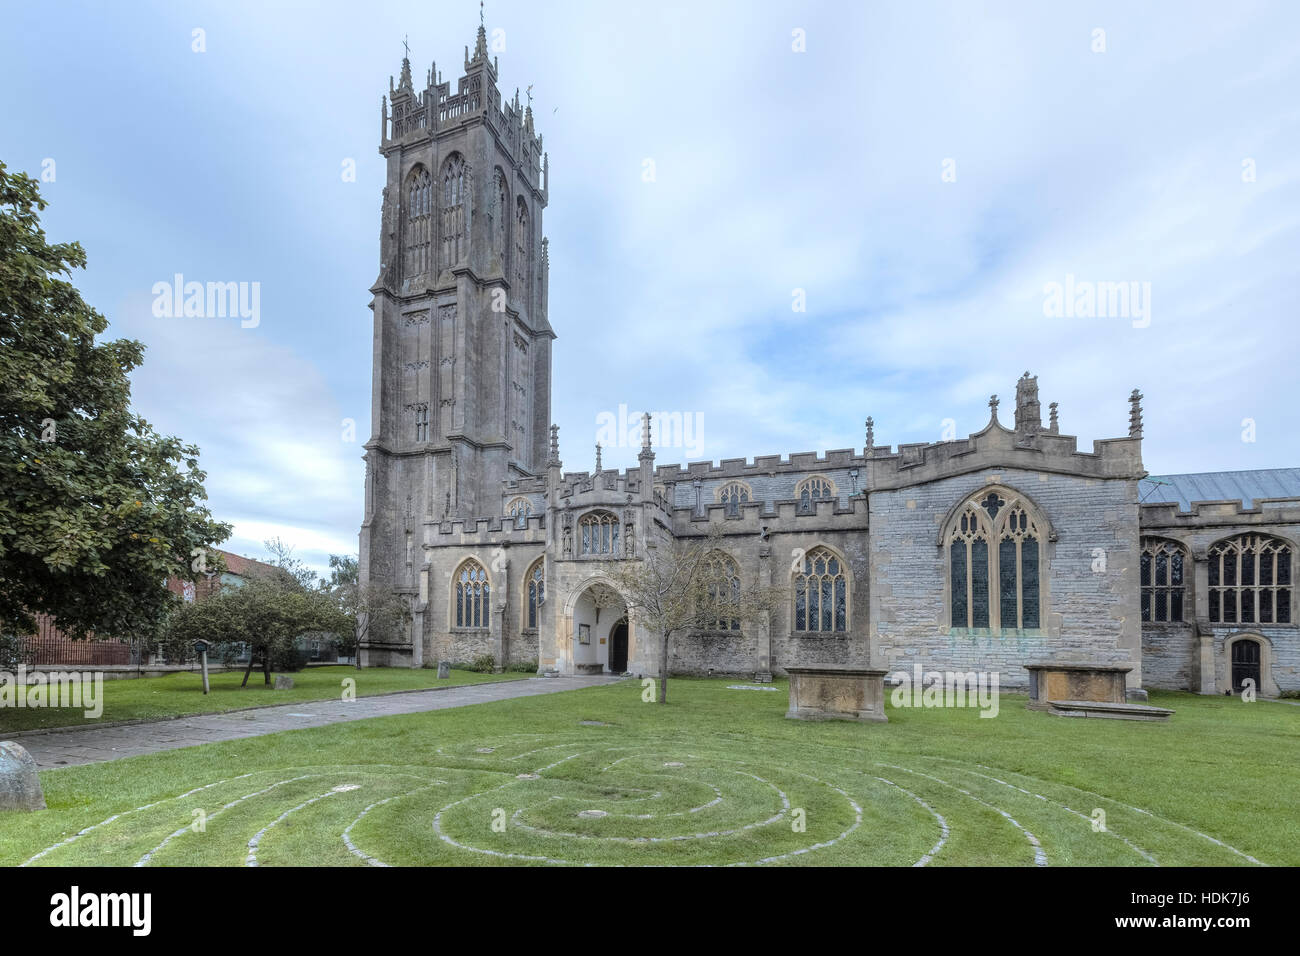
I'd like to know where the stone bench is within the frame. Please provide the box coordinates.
[785,666,889,723]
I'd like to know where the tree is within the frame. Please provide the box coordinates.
[323,553,409,670]
[164,572,348,686]
[603,531,783,703]
[0,162,230,641]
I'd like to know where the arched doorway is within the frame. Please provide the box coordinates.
[609,617,629,674]
[1231,638,1261,693]
[569,581,629,675]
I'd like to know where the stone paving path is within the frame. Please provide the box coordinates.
[10,676,624,770]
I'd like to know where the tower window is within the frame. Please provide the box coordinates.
[409,404,429,443]
[441,154,467,268]
[506,496,532,530]
[403,168,432,278]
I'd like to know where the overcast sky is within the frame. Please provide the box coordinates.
[3,0,1297,575]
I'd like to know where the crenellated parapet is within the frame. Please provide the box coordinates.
[1141,497,1300,530]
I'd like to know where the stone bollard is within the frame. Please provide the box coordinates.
[437,661,450,679]
[274,675,295,690]
[0,741,46,812]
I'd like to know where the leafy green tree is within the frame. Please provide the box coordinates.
[0,162,230,641]
[165,573,349,685]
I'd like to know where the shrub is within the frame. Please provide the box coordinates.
[508,657,538,673]
[470,654,496,673]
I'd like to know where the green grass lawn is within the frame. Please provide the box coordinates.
[2,679,1296,866]
[0,665,525,733]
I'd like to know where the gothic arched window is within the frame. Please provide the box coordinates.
[794,545,847,633]
[441,154,467,268]
[796,476,835,515]
[1141,538,1187,623]
[514,197,530,295]
[579,510,619,556]
[403,167,432,278]
[717,481,752,517]
[506,496,532,530]
[454,558,490,629]
[1208,534,1292,624]
[525,556,545,630]
[702,551,742,630]
[493,168,509,264]
[946,488,1044,632]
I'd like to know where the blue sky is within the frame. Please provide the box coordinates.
[3,0,1298,574]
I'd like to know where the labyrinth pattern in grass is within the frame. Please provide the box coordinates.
[23,734,1265,867]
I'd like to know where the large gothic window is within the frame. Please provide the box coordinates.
[454,558,490,629]
[1141,538,1187,623]
[514,197,530,296]
[403,167,432,279]
[794,545,847,633]
[525,557,545,630]
[796,476,835,515]
[579,510,619,556]
[1208,534,1292,624]
[946,489,1044,632]
[717,481,752,517]
[441,154,467,268]
[702,551,742,630]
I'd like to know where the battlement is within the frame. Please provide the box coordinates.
[381,25,546,192]
[1140,497,1300,527]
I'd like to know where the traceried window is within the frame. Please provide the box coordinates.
[454,558,490,629]
[717,481,752,517]
[1141,538,1187,623]
[403,167,432,278]
[794,546,847,633]
[525,557,545,630]
[796,476,835,515]
[947,489,1043,632]
[702,551,741,630]
[492,168,509,263]
[506,496,532,530]
[1208,534,1292,625]
[579,510,619,556]
[514,197,530,295]
[441,154,467,268]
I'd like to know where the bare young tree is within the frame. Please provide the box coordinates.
[603,530,783,703]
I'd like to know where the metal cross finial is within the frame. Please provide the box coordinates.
[403,35,409,59]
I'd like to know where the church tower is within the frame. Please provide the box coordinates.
[359,22,553,659]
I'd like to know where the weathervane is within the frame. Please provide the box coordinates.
[402,34,410,59]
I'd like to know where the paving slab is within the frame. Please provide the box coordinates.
[7,676,623,770]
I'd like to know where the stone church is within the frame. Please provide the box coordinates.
[358,26,1299,697]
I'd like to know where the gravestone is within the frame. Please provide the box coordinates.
[437,661,450,679]
[0,741,46,812]
[274,675,295,690]
[785,666,889,723]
